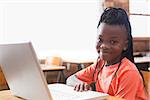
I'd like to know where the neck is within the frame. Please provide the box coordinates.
[105,56,122,66]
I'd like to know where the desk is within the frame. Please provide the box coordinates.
[134,57,150,63]
[41,64,66,83]
[0,90,123,100]
[134,57,150,71]
[63,57,150,71]
[63,58,95,71]
[38,51,97,71]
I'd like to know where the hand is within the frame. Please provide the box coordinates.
[74,83,92,92]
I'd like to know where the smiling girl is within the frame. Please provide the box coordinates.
[67,7,148,100]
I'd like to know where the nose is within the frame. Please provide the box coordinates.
[100,43,109,49]
[96,42,108,54]
[96,42,109,50]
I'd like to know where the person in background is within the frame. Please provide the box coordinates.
[66,7,148,100]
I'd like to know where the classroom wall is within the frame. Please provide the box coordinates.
[0,0,103,54]
[133,37,150,53]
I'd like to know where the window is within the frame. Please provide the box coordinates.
[102,0,150,37]
[129,0,150,37]
[0,0,101,57]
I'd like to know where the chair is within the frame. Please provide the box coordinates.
[0,66,9,90]
[45,56,63,66]
[141,71,150,97]
[42,56,66,83]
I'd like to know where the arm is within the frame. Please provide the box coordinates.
[66,74,92,91]
[66,64,96,91]
[66,74,84,87]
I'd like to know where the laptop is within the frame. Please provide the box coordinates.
[0,42,108,100]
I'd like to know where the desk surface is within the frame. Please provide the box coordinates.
[134,57,150,63]
[0,90,123,100]
[40,64,66,71]
[63,57,150,64]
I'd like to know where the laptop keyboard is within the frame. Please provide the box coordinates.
[48,84,108,100]
[50,89,82,100]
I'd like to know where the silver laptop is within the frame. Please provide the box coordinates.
[0,42,108,100]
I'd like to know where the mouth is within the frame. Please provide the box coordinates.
[99,50,110,56]
[101,52,109,56]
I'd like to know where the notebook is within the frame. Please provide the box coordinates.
[0,42,108,100]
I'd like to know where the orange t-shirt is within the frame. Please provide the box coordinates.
[75,57,148,100]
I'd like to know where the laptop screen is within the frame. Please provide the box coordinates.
[0,42,52,100]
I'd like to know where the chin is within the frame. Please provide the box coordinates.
[99,55,109,61]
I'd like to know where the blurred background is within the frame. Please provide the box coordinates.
[0,0,149,95]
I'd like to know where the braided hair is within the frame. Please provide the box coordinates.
[97,7,134,63]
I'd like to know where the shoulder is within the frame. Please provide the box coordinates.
[119,58,138,72]
[75,59,104,78]
[117,58,142,80]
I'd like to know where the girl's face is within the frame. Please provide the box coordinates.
[96,23,128,65]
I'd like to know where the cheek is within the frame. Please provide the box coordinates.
[111,45,123,54]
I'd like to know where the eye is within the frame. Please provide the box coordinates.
[110,40,117,45]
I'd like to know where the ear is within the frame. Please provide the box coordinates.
[123,40,128,51]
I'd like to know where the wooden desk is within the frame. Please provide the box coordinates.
[0,90,123,100]
[42,56,150,72]
[134,57,150,63]
[41,64,66,71]
[134,57,150,71]
[63,57,150,71]
[41,64,66,83]
[63,58,95,71]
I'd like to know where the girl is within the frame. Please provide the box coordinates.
[66,7,148,100]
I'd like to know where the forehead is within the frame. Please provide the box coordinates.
[97,23,127,39]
